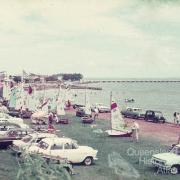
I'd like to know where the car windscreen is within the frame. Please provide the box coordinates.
[38,141,49,150]
[170,146,180,155]
[154,112,162,117]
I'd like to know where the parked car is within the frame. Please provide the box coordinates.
[144,110,165,123]
[27,137,98,166]
[73,104,85,109]
[76,107,92,117]
[121,107,145,119]
[0,128,33,149]
[12,133,57,154]
[91,103,110,113]
[151,144,180,174]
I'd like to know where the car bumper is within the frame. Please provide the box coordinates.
[151,161,170,170]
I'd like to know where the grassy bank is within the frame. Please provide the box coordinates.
[0,114,178,180]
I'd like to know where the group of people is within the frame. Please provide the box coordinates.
[173,112,180,125]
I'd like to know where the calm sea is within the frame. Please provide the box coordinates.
[71,81,180,123]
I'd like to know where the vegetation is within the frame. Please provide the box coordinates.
[62,73,83,81]
[0,114,178,180]
[16,153,71,180]
[46,73,83,82]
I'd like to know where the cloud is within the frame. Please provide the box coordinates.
[0,0,180,78]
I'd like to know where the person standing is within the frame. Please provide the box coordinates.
[94,108,99,121]
[54,114,59,123]
[174,112,177,124]
[131,120,140,142]
[48,112,53,125]
[176,113,180,125]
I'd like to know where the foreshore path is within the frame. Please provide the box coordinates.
[66,108,180,145]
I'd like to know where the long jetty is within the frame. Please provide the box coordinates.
[82,80,180,83]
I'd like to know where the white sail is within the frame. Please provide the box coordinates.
[15,83,24,110]
[85,91,91,115]
[42,101,49,114]
[3,81,11,101]
[111,101,126,131]
[9,86,17,108]
[56,86,65,116]
[57,97,65,116]
[106,93,132,136]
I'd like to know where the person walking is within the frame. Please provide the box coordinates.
[131,120,139,142]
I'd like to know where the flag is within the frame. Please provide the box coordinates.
[28,85,33,95]
[111,102,117,110]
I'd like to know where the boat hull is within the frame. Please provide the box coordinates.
[106,130,132,137]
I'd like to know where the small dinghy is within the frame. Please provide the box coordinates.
[106,129,132,137]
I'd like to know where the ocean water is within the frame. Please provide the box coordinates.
[71,82,180,123]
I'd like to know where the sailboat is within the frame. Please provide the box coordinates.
[106,92,132,137]
[56,85,69,124]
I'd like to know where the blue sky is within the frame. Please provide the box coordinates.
[0,0,180,78]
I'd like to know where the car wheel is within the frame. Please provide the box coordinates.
[83,157,93,166]
[170,165,179,175]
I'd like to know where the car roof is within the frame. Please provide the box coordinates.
[42,137,75,144]
[175,144,180,148]
[146,110,162,113]
[126,107,141,110]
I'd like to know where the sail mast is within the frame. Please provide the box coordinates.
[85,87,87,106]
[110,91,112,130]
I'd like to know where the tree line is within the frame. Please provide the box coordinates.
[12,73,83,83]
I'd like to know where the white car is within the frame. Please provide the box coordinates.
[12,133,57,153]
[91,103,110,113]
[151,144,180,174]
[27,137,98,166]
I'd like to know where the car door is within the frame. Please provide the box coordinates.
[49,143,66,159]
[63,143,81,163]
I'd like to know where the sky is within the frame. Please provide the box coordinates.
[0,0,180,78]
